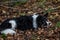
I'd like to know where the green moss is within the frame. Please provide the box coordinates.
[15,0,28,6]
[1,33,6,39]
[56,21,60,28]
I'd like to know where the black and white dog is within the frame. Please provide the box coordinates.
[0,13,52,35]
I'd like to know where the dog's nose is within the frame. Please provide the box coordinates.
[46,21,52,26]
[48,22,52,25]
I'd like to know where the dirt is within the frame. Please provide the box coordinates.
[0,0,60,40]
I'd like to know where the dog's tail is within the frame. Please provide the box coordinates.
[0,20,11,31]
[0,20,16,35]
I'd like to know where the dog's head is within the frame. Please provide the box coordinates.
[34,13,52,28]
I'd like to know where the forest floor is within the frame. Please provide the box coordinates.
[0,0,60,40]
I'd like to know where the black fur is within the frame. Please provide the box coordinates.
[0,13,49,31]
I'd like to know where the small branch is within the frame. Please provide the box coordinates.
[0,5,18,10]
[0,4,60,12]
[0,0,21,4]
[43,6,60,12]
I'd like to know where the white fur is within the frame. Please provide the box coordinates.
[1,29,16,35]
[32,13,39,28]
[46,21,52,26]
[9,20,17,30]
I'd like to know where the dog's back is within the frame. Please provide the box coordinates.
[0,13,52,35]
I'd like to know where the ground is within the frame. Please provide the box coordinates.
[0,0,60,40]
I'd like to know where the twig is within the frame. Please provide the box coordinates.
[0,0,22,4]
[0,4,60,12]
[0,5,18,10]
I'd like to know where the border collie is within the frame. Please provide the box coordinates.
[0,13,52,35]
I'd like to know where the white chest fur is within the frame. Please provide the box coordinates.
[32,14,39,29]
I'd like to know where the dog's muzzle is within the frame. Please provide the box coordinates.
[46,21,52,26]
[43,20,52,28]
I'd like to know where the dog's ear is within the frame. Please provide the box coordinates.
[44,13,48,17]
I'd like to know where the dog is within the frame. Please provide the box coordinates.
[0,13,52,35]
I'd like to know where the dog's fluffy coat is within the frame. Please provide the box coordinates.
[0,13,51,34]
